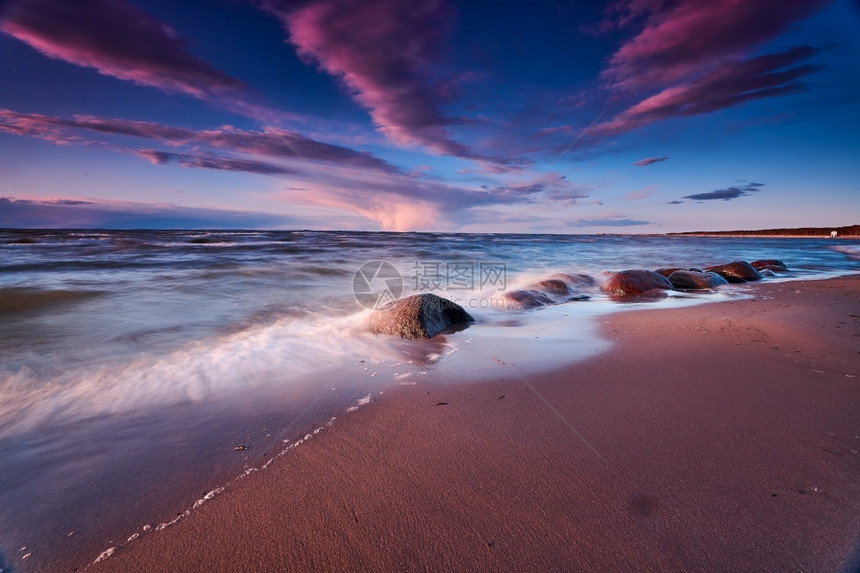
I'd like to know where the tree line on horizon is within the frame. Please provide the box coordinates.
[669,224,860,237]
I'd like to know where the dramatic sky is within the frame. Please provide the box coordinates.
[1,0,858,232]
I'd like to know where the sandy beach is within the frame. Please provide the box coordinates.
[82,275,860,572]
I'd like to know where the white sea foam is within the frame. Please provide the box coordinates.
[828,244,860,261]
[0,312,378,438]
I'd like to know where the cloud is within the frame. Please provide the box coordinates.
[259,0,471,157]
[593,47,820,136]
[624,186,657,200]
[135,150,300,176]
[565,217,651,227]
[682,182,764,201]
[587,0,829,137]
[633,156,669,166]
[0,108,398,173]
[0,196,300,229]
[273,168,589,232]
[0,0,245,99]
[666,200,684,205]
[0,108,590,232]
[602,0,829,92]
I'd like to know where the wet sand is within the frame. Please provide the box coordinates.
[88,276,860,572]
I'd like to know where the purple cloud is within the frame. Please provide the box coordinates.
[682,182,764,201]
[0,196,299,229]
[565,218,651,227]
[260,0,472,157]
[0,0,244,99]
[0,108,398,173]
[135,150,300,176]
[588,0,829,137]
[602,0,829,92]
[593,47,820,136]
[633,156,669,166]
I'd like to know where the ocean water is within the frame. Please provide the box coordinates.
[1,229,858,570]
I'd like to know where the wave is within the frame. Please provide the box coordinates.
[828,244,860,261]
[0,287,104,315]
[0,311,382,438]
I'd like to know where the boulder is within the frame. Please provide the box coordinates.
[368,293,474,339]
[655,267,681,278]
[704,261,763,283]
[533,279,570,295]
[668,270,729,290]
[751,259,789,272]
[502,273,595,309]
[600,270,674,296]
[550,273,599,288]
[502,289,555,309]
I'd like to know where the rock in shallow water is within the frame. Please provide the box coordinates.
[668,270,729,290]
[751,259,789,272]
[704,261,763,282]
[368,293,474,339]
[502,273,595,309]
[601,270,674,296]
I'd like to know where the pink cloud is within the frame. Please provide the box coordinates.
[633,156,668,167]
[581,0,831,138]
[603,0,830,92]
[260,0,470,156]
[0,0,244,99]
[0,196,299,229]
[624,185,657,200]
[592,47,819,136]
[0,108,397,172]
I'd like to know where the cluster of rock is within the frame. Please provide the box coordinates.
[601,259,788,296]
[367,259,788,339]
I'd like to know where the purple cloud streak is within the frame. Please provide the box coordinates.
[633,156,669,166]
[0,0,244,99]
[0,196,299,229]
[588,0,829,136]
[0,108,398,172]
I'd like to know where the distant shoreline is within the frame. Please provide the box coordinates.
[668,224,859,238]
[668,233,860,238]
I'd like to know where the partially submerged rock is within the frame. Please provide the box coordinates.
[668,270,729,290]
[502,273,595,309]
[503,289,555,309]
[368,293,474,339]
[704,261,763,283]
[751,259,789,272]
[601,270,674,296]
[655,267,681,278]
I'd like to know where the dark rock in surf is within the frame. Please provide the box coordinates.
[655,267,681,278]
[549,273,599,288]
[533,279,570,295]
[502,273,595,309]
[601,270,674,296]
[751,259,789,272]
[704,261,763,282]
[503,289,555,309]
[668,270,729,290]
[368,293,474,339]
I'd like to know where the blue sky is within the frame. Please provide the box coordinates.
[1,0,858,232]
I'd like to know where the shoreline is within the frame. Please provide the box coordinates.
[81,275,860,572]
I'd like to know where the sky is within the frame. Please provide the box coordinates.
[0,0,858,233]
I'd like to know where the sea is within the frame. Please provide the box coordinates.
[1,229,858,571]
